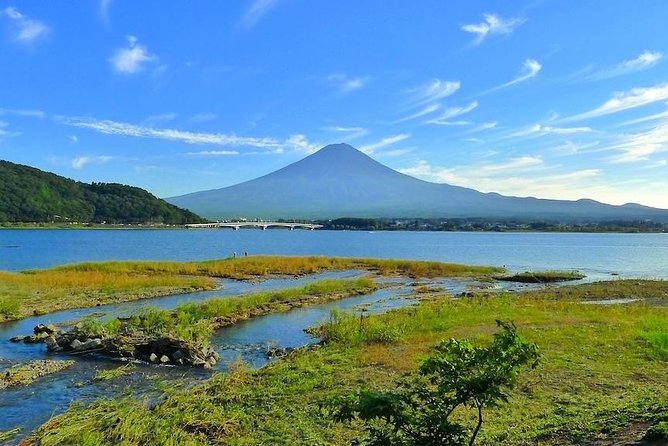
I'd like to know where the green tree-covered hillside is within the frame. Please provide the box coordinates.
[0,160,205,224]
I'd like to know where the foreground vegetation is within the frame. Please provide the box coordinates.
[76,277,377,347]
[497,270,586,283]
[0,269,216,320]
[1,256,501,321]
[0,360,75,390]
[26,279,668,445]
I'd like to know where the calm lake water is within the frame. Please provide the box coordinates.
[1,229,667,277]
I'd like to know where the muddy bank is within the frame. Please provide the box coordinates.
[1,360,75,390]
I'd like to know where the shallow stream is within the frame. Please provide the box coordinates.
[0,271,472,444]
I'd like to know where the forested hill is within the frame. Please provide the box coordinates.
[0,160,205,224]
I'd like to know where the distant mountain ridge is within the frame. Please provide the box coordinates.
[167,143,668,222]
[0,160,204,224]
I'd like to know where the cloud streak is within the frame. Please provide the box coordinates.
[425,101,478,125]
[326,74,370,94]
[410,79,461,106]
[564,82,668,122]
[587,50,663,81]
[62,117,282,149]
[359,134,410,154]
[239,0,281,28]
[482,59,541,94]
[510,124,593,138]
[461,14,525,45]
[71,155,114,169]
[1,7,49,44]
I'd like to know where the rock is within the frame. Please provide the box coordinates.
[81,338,102,350]
[10,336,26,343]
[70,339,83,350]
[160,355,170,364]
[171,350,184,361]
[45,336,62,352]
[25,333,49,344]
[149,353,158,363]
[34,324,56,336]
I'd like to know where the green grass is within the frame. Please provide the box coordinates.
[496,270,586,283]
[0,269,215,321]
[51,255,503,280]
[1,256,501,321]
[0,427,21,442]
[75,277,378,346]
[0,360,76,390]
[92,364,136,382]
[26,280,668,445]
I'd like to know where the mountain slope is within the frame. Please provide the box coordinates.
[167,144,668,222]
[0,160,205,224]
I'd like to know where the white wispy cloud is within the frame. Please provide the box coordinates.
[587,50,663,81]
[0,108,45,118]
[71,155,113,170]
[425,101,478,125]
[285,134,320,154]
[186,150,239,156]
[189,113,218,123]
[68,135,78,143]
[239,0,281,29]
[482,59,541,94]
[394,104,441,123]
[322,126,368,140]
[109,36,156,74]
[62,117,282,149]
[399,158,612,204]
[410,79,460,106]
[607,123,668,163]
[359,134,411,155]
[461,13,525,45]
[620,107,668,126]
[326,74,370,94]
[548,140,600,156]
[1,6,49,44]
[564,82,668,122]
[510,124,593,138]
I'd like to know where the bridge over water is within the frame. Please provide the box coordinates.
[185,222,323,230]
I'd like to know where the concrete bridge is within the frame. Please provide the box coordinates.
[185,222,323,230]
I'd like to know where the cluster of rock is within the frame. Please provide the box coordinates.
[11,323,220,368]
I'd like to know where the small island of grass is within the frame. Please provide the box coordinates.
[496,270,586,283]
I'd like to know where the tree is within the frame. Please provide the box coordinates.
[335,321,540,446]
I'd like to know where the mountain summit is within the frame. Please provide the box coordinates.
[167,144,668,221]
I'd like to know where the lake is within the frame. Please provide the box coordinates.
[1,229,667,278]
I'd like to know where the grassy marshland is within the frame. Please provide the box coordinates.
[0,256,502,321]
[77,277,378,346]
[0,360,75,390]
[53,255,503,280]
[497,270,586,283]
[25,279,668,445]
[0,270,216,321]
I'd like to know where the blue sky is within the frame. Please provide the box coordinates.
[1,1,668,208]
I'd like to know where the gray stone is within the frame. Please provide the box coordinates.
[171,350,183,360]
[70,339,83,350]
[44,336,60,351]
[149,353,158,363]
[160,355,170,364]
[81,338,102,350]
[9,336,25,343]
